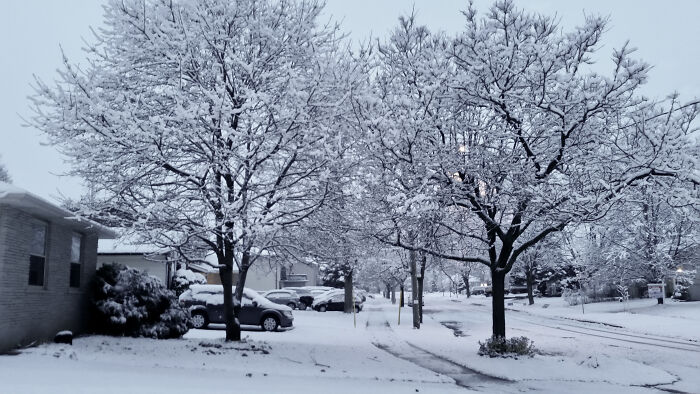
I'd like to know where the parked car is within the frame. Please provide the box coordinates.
[471,287,486,296]
[179,285,293,331]
[355,289,368,302]
[282,287,315,310]
[508,285,528,294]
[312,290,363,312]
[307,288,331,297]
[262,289,302,310]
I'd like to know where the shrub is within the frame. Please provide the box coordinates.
[93,263,189,339]
[172,268,207,296]
[478,336,535,358]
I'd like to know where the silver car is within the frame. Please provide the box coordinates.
[263,289,302,310]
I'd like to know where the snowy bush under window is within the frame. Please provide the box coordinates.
[93,263,189,339]
[172,268,207,296]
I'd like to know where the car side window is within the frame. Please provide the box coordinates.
[267,292,280,299]
[332,295,344,302]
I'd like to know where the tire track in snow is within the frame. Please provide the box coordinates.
[508,312,700,354]
[364,306,510,392]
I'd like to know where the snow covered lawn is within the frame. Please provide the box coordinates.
[397,293,700,393]
[506,295,700,341]
[0,307,463,394]
[1,295,698,393]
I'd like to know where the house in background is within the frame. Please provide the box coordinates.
[201,251,319,291]
[0,183,116,353]
[97,239,177,288]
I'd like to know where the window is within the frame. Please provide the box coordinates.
[69,233,82,288]
[28,219,48,286]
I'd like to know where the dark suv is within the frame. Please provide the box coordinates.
[312,290,363,312]
[262,289,302,310]
[282,287,315,310]
[179,285,293,331]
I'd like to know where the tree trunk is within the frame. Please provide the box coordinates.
[399,285,404,308]
[418,253,426,324]
[491,270,506,338]
[219,261,238,341]
[410,251,419,329]
[526,268,535,305]
[417,276,424,324]
[344,269,353,313]
[462,274,471,298]
[391,285,396,304]
[230,251,253,341]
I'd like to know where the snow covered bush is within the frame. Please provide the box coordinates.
[563,288,588,306]
[478,336,535,358]
[93,263,189,339]
[172,268,207,296]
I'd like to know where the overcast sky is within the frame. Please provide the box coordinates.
[1,0,699,204]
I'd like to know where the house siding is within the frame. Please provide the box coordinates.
[0,205,98,353]
[97,254,173,287]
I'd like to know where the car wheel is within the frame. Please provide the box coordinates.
[298,302,307,311]
[287,302,296,310]
[261,315,279,332]
[190,311,209,329]
[319,305,327,312]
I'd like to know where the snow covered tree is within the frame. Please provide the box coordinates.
[440,2,698,337]
[371,1,699,339]
[30,0,360,341]
[364,13,454,329]
[593,180,699,283]
[0,155,11,183]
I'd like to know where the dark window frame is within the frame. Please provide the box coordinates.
[69,232,83,288]
[28,219,48,287]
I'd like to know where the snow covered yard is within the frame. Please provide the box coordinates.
[0,306,463,394]
[1,295,699,393]
[392,294,700,393]
[506,295,700,341]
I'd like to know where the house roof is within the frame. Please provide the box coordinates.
[97,238,169,255]
[0,182,116,239]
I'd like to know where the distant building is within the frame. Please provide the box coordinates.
[201,251,319,291]
[0,183,116,353]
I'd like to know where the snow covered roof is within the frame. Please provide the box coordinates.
[0,182,116,239]
[189,262,218,274]
[97,238,170,255]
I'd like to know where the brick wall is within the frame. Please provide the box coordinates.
[0,205,98,353]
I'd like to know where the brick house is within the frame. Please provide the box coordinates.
[0,183,116,353]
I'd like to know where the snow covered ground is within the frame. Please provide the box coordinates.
[1,294,699,393]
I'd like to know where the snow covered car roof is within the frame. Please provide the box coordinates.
[182,285,290,311]
[311,289,363,306]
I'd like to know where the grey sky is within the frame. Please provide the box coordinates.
[1,0,698,204]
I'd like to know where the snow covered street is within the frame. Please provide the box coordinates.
[1,294,699,393]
